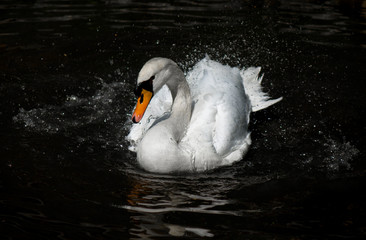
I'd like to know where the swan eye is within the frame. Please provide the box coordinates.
[134,76,154,97]
[140,93,144,103]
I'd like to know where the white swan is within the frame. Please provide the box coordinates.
[126,57,282,173]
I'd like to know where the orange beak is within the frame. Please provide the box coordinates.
[132,89,153,123]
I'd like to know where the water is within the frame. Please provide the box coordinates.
[1,0,365,239]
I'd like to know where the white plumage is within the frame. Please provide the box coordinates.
[126,56,282,173]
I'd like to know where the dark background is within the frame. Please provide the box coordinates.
[1,0,365,239]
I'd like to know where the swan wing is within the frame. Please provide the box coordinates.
[184,58,251,165]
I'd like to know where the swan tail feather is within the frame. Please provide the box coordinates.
[240,67,282,112]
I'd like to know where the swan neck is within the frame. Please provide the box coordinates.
[166,68,191,141]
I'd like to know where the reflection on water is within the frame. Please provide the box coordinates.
[123,175,241,216]
[121,176,219,238]
[117,171,273,238]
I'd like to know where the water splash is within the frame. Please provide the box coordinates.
[321,137,359,172]
[13,79,129,134]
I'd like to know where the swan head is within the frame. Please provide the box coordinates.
[132,58,178,123]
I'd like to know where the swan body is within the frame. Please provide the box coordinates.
[127,57,282,173]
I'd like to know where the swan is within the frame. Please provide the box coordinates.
[126,57,282,173]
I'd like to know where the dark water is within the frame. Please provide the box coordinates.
[1,0,366,239]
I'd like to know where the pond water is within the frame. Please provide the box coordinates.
[1,0,366,239]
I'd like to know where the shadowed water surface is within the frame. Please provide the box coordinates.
[1,0,366,239]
